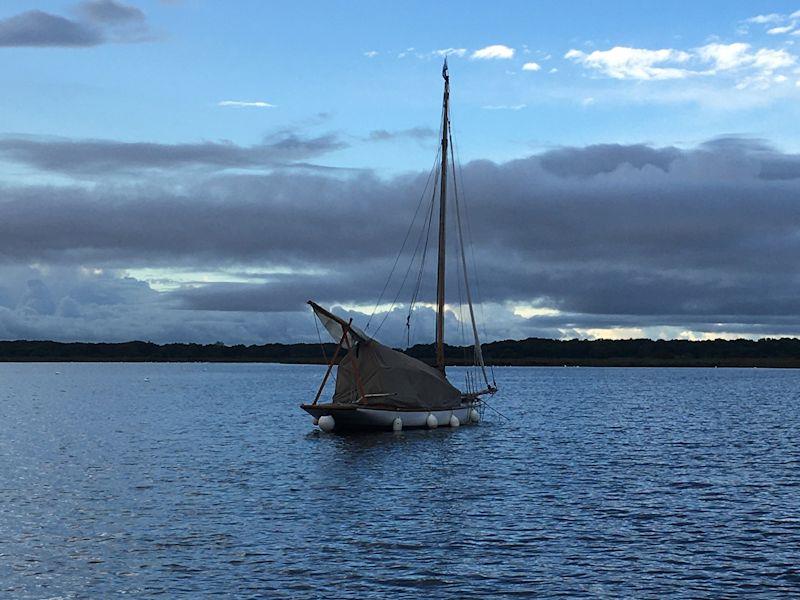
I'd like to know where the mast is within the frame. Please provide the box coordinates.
[435,58,450,374]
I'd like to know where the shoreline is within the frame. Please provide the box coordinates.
[2,338,800,368]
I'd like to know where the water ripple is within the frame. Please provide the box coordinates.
[1,364,799,597]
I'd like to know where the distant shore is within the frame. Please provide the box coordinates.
[2,338,800,368]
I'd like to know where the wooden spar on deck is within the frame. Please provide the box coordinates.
[435,58,450,374]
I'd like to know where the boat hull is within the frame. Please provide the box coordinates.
[300,402,476,431]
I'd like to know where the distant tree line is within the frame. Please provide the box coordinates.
[2,337,800,367]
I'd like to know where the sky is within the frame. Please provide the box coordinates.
[2,0,800,345]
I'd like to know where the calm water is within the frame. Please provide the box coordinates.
[1,364,799,598]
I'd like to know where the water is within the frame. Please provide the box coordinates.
[1,363,799,598]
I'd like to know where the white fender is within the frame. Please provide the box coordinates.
[392,417,403,431]
[469,408,480,423]
[449,414,460,427]
[318,415,335,432]
[426,413,438,429]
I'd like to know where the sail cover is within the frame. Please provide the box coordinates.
[334,340,462,409]
[310,301,462,409]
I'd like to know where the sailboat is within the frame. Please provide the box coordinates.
[300,59,497,432]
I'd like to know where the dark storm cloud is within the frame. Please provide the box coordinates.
[0,133,346,174]
[538,143,680,177]
[173,276,360,313]
[695,136,800,181]
[0,10,103,47]
[367,127,437,142]
[0,2,153,48]
[2,135,800,341]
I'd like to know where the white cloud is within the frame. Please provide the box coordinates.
[522,61,541,71]
[745,10,800,36]
[565,46,692,80]
[481,104,526,110]
[364,50,378,58]
[696,42,752,70]
[746,13,783,24]
[567,42,798,91]
[549,67,558,73]
[435,47,466,57]
[218,100,275,108]
[767,25,796,35]
[752,47,796,70]
[471,44,515,60]
[696,43,795,74]
[581,97,595,106]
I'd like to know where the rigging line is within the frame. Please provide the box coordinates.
[452,186,474,391]
[450,130,491,389]
[371,76,449,342]
[451,132,497,386]
[366,146,442,330]
[373,166,439,339]
[482,398,511,422]
[454,177,477,395]
[405,181,437,349]
[407,170,439,322]
[405,191,436,349]
[454,221,470,390]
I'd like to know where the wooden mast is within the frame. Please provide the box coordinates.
[435,58,450,373]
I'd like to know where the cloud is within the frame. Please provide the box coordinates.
[218,100,275,108]
[696,42,752,70]
[397,47,415,59]
[746,14,783,25]
[363,50,378,58]
[471,44,515,60]
[0,132,346,175]
[74,0,145,25]
[435,48,466,58]
[538,143,679,177]
[767,25,795,35]
[5,135,800,344]
[565,46,692,80]
[567,43,797,91]
[522,61,541,71]
[366,127,436,141]
[744,10,799,36]
[0,10,103,47]
[481,104,526,110]
[751,48,795,70]
[0,2,153,48]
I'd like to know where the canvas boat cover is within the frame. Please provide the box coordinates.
[309,301,462,410]
[333,339,463,409]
